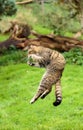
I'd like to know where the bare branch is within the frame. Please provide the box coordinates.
[16,0,33,5]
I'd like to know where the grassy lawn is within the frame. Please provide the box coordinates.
[0,34,9,42]
[0,63,83,130]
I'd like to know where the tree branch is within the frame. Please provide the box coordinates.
[16,0,33,5]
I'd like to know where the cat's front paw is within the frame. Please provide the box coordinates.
[30,98,35,104]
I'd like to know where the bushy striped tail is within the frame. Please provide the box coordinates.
[53,81,62,106]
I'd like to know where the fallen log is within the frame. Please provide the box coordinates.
[0,22,30,52]
[0,31,83,52]
[0,38,24,52]
[22,33,83,52]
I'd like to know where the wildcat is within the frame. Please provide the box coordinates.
[27,45,66,106]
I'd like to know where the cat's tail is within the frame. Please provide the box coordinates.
[53,81,62,106]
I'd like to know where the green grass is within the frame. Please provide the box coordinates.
[33,25,53,35]
[0,49,27,66]
[0,64,83,130]
[0,34,9,42]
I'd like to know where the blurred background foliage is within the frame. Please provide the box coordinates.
[0,0,82,35]
[0,0,17,16]
[0,0,83,66]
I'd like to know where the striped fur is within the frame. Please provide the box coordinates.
[27,45,66,106]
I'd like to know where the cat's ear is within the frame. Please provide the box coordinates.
[23,46,30,51]
[30,45,36,49]
[30,45,34,48]
[26,45,34,50]
[27,45,38,50]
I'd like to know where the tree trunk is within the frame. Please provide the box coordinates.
[80,0,83,33]
[41,0,45,14]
